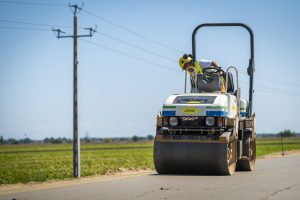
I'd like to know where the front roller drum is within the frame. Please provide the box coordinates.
[154,139,237,175]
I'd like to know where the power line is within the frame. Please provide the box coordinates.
[0,18,72,29]
[239,81,300,96]
[80,9,300,88]
[0,0,66,7]
[1,22,296,95]
[0,22,296,89]
[257,85,300,95]
[82,8,184,54]
[2,0,181,55]
[6,12,294,90]
[80,38,180,73]
[0,17,177,63]
[0,1,184,56]
[254,88,300,97]
[0,26,50,31]
[240,83,300,97]
[2,0,181,56]
[94,31,176,63]
[240,72,300,88]
[1,1,297,89]
[0,18,179,72]
[255,75,300,87]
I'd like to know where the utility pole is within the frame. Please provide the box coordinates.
[53,4,96,178]
[280,133,285,157]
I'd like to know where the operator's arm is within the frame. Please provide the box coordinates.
[211,60,219,68]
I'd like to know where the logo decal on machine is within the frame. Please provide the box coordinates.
[181,107,201,114]
[232,105,237,111]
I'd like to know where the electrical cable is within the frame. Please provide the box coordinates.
[1,17,298,91]
[81,8,184,54]
[240,72,300,88]
[80,38,180,73]
[0,0,66,7]
[0,3,184,55]
[239,80,300,94]
[255,75,300,87]
[94,31,176,63]
[0,24,297,92]
[0,18,72,29]
[239,81,300,97]
[254,88,300,97]
[0,18,179,71]
[0,18,177,63]
[1,2,298,89]
[0,25,50,31]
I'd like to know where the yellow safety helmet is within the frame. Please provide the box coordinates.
[179,54,193,70]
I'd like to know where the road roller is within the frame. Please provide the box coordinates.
[154,23,256,175]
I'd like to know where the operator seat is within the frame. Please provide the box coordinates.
[197,73,221,92]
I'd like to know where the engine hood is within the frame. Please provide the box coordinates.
[162,93,236,118]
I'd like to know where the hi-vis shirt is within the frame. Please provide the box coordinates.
[198,59,212,72]
[187,59,213,80]
[193,59,213,75]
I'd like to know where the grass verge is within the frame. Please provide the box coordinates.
[0,137,300,184]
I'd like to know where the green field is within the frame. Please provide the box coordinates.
[256,137,300,156]
[1,137,300,184]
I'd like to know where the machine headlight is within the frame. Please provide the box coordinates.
[163,117,169,126]
[169,117,178,126]
[217,117,223,127]
[205,117,215,126]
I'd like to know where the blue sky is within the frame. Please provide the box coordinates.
[0,0,299,139]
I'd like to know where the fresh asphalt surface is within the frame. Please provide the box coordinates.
[1,154,300,200]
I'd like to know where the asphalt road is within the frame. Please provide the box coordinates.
[1,154,300,200]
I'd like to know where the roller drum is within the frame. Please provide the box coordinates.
[154,139,237,175]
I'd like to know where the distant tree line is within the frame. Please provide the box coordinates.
[278,129,296,137]
[1,130,297,145]
[132,135,154,142]
[1,137,33,145]
[43,137,72,144]
[0,134,155,145]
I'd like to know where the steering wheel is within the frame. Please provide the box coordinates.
[202,66,225,78]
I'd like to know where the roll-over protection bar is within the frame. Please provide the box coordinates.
[191,23,255,117]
